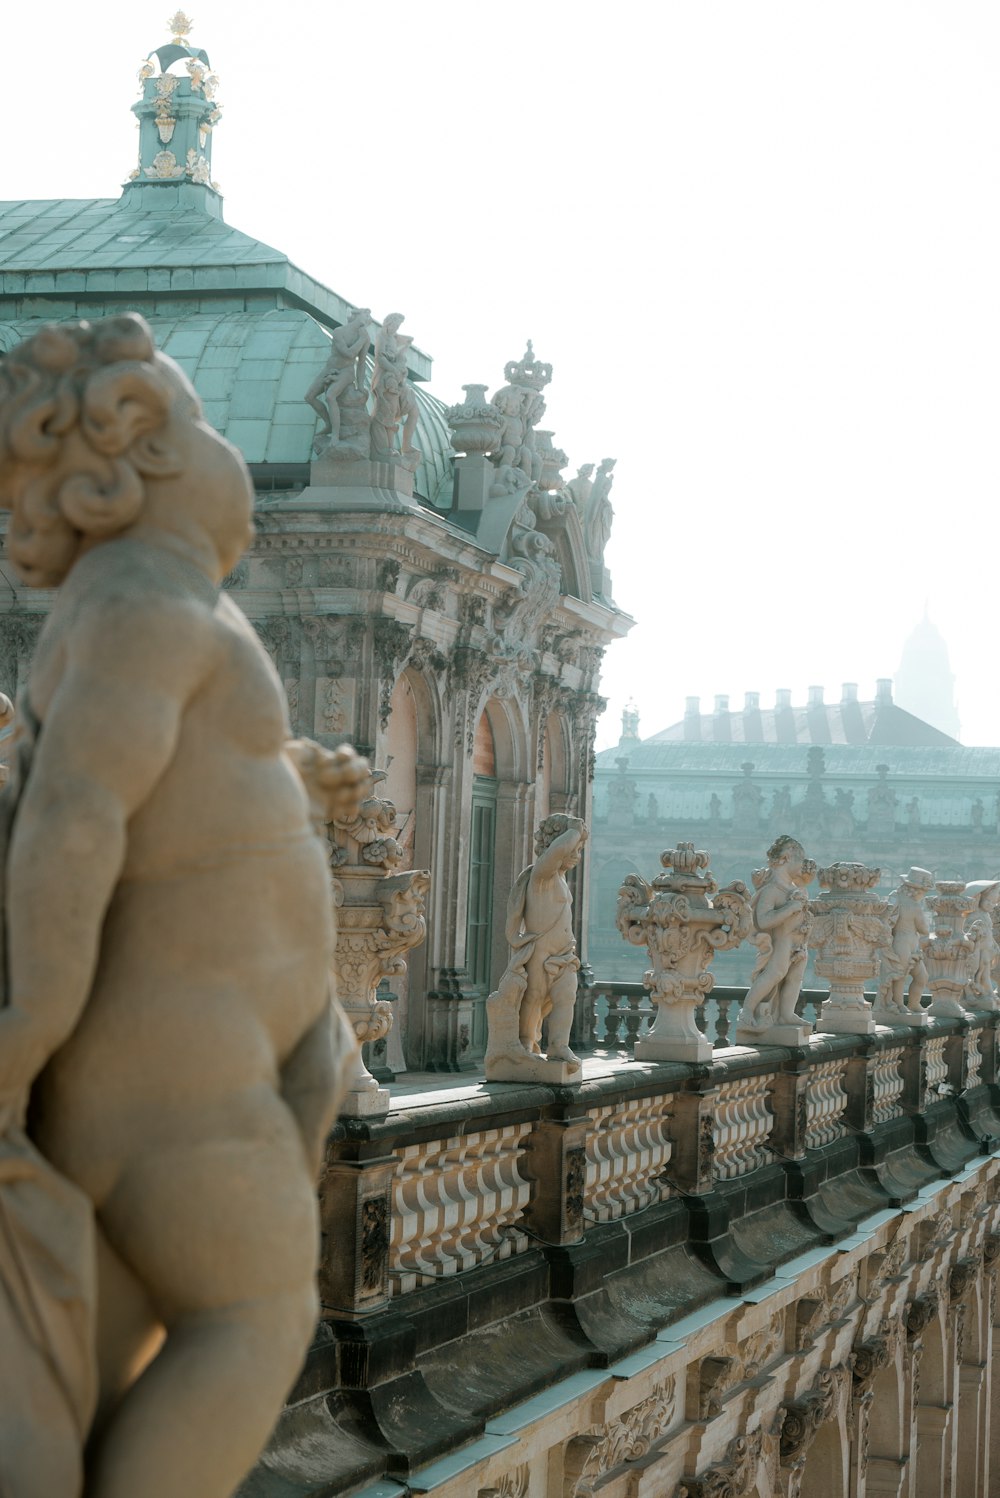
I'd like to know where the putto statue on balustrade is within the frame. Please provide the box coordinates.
[809,863,894,1035]
[874,867,933,1027]
[966,881,1000,1011]
[617,843,752,1062]
[0,314,356,1497]
[734,835,815,1046]
[305,306,372,455]
[485,815,588,1083]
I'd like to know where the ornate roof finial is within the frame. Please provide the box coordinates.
[168,11,194,44]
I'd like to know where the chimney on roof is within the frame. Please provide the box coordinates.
[776,688,792,710]
[713,695,731,743]
[808,685,824,707]
[876,678,893,705]
[841,683,858,704]
[744,691,760,711]
[714,695,729,714]
[684,696,701,742]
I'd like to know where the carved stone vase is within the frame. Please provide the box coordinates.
[332,862,431,1115]
[809,862,892,1035]
[533,430,569,491]
[924,881,975,1020]
[444,384,504,456]
[616,843,751,1062]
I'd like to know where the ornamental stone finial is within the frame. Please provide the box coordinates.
[924,881,976,1019]
[809,862,892,1035]
[168,10,195,43]
[617,843,751,1062]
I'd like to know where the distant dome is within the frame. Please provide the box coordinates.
[895,611,960,742]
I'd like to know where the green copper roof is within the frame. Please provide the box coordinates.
[0,196,432,382]
[0,308,453,500]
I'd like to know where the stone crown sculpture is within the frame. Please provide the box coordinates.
[0,314,355,1497]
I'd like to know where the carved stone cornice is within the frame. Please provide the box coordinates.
[779,1367,845,1464]
[563,1378,675,1496]
[905,1290,939,1340]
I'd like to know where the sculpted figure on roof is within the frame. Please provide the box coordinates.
[305,306,371,454]
[735,835,815,1041]
[0,314,355,1497]
[369,312,421,470]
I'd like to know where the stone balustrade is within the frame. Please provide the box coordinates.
[275,1002,1000,1498]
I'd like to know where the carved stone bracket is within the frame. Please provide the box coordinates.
[676,1427,763,1498]
[905,1290,939,1341]
[779,1366,846,1465]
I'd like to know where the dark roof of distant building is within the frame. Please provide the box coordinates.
[642,682,958,750]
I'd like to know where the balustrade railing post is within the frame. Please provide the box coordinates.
[318,1140,398,1321]
[770,1062,809,1160]
[946,1021,972,1095]
[523,1109,590,1247]
[901,1030,930,1115]
[669,1082,718,1195]
[844,1040,878,1134]
[602,990,623,1048]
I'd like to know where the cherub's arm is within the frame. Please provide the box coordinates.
[532,822,587,882]
[754,885,805,934]
[0,592,213,1100]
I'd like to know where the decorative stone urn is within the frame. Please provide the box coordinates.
[444,383,504,456]
[924,881,975,1019]
[809,862,892,1035]
[328,770,431,1115]
[616,843,751,1062]
[533,429,569,491]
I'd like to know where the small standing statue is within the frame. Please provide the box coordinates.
[304,306,371,453]
[873,867,933,1025]
[734,835,815,1045]
[484,815,587,1083]
[369,312,421,469]
[0,315,356,1497]
[964,880,1000,1011]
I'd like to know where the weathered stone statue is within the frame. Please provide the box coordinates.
[584,456,616,561]
[0,315,355,1497]
[963,879,1000,1011]
[369,312,420,469]
[567,462,594,510]
[484,814,587,1083]
[734,836,815,1045]
[874,867,933,1026]
[810,862,893,1035]
[304,306,372,452]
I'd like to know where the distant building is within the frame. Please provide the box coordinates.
[591,682,998,982]
[894,608,961,741]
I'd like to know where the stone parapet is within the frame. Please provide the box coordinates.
[244,1010,1000,1498]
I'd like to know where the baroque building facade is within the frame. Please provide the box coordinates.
[0,18,629,1074]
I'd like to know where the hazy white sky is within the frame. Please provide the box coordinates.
[7,2,1000,747]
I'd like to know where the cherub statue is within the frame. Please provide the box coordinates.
[735,835,814,1034]
[875,866,933,1018]
[0,315,355,1497]
[304,306,371,449]
[485,815,587,1081]
[965,879,1000,1009]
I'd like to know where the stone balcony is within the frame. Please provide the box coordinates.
[244,1004,1000,1498]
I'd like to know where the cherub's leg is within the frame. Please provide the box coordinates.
[776,951,808,1025]
[545,968,581,1065]
[85,1131,319,1498]
[737,955,782,1028]
[91,1222,163,1436]
[906,958,928,1012]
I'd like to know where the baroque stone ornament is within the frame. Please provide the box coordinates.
[734,835,816,1045]
[924,881,976,1019]
[304,308,372,456]
[445,383,504,456]
[313,745,431,1115]
[676,1427,764,1498]
[369,312,421,471]
[780,1367,845,1464]
[874,866,933,1027]
[0,315,355,1497]
[809,862,893,1035]
[485,816,588,1084]
[617,843,751,1062]
[563,1377,676,1496]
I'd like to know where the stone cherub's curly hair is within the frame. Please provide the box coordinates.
[0,314,172,585]
[534,813,583,856]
